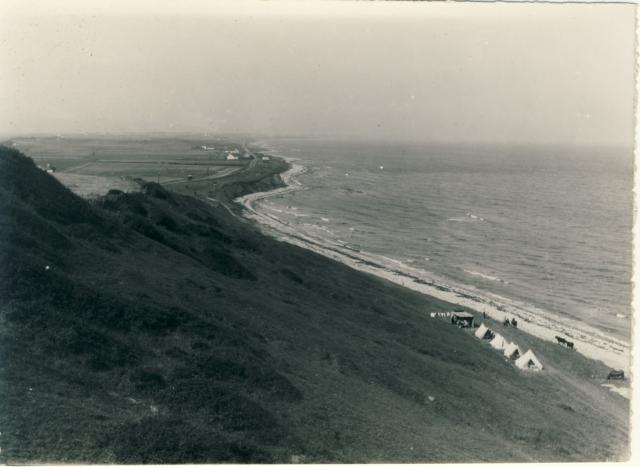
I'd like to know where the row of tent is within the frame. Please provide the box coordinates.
[474,323,543,371]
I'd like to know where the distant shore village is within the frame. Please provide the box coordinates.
[198,145,270,162]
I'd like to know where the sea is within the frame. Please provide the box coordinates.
[251,138,633,355]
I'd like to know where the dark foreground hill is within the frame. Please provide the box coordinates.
[0,146,629,462]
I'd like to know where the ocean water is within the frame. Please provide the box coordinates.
[254,139,633,346]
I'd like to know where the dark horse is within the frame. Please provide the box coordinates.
[555,336,574,349]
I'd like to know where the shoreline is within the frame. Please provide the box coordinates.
[236,157,630,374]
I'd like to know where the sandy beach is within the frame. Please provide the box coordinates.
[237,159,631,375]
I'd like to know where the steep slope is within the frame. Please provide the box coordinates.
[0,146,629,462]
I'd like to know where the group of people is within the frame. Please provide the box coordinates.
[481,311,519,328]
[503,317,518,328]
[438,310,519,330]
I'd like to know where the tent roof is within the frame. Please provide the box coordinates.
[515,349,543,370]
[474,323,492,338]
[503,342,521,357]
[490,334,506,349]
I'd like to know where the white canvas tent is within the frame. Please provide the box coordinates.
[490,333,506,350]
[503,342,521,359]
[474,323,493,339]
[515,349,543,371]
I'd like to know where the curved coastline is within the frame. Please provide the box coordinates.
[236,156,630,373]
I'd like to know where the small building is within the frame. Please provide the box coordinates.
[226,154,239,161]
[451,311,474,328]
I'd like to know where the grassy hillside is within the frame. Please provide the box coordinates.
[0,146,629,462]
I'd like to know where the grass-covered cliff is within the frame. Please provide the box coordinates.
[0,146,629,462]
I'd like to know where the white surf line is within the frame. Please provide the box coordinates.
[235,159,630,374]
[601,383,630,399]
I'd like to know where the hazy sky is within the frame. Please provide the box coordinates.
[0,1,636,146]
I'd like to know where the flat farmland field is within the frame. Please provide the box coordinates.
[7,136,251,195]
[71,161,240,182]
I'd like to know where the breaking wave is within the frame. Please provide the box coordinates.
[464,269,510,285]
